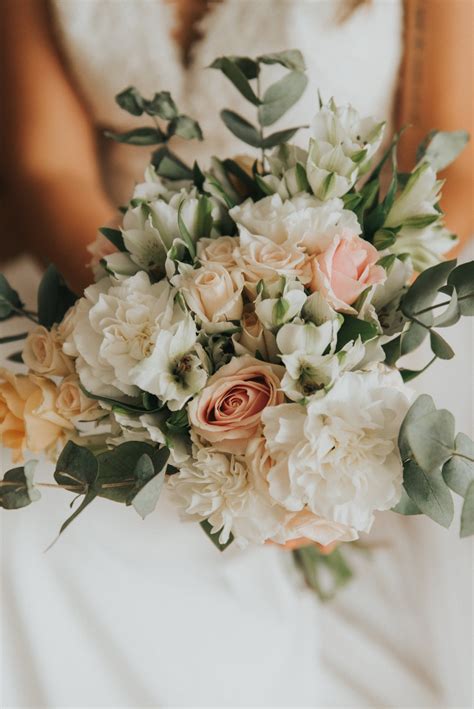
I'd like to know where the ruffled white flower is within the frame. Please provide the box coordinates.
[282,198,361,255]
[254,278,307,330]
[167,444,284,546]
[63,272,176,398]
[131,315,208,411]
[307,98,385,200]
[262,370,411,532]
[230,193,320,244]
[172,262,244,333]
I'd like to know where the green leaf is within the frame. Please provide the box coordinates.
[132,469,165,519]
[0,461,40,510]
[293,545,353,601]
[98,227,126,252]
[400,359,437,382]
[165,408,189,434]
[145,91,178,119]
[262,126,302,149]
[336,315,378,349]
[432,287,460,327]
[38,264,77,328]
[58,488,98,536]
[402,214,440,229]
[402,398,455,473]
[220,110,262,148]
[272,297,290,326]
[115,86,144,116]
[210,57,261,105]
[129,448,170,519]
[0,331,28,345]
[398,394,436,461]
[294,162,310,192]
[200,519,234,551]
[152,147,194,180]
[7,351,23,364]
[0,274,23,320]
[460,481,474,537]
[429,330,455,360]
[168,115,203,141]
[382,335,402,366]
[391,486,421,515]
[401,259,457,320]
[259,71,308,126]
[400,321,429,355]
[79,383,163,415]
[104,127,165,145]
[343,192,363,211]
[403,459,454,528]
[258,50,306,72]
[417,130,470,172]
[194,196,213,238]
[96,441,156,503]
[224,56,260,79]
[447,261,474,316]
[177,199,197,259]
[442,432,474,497]
[373,228,397,250]
[54,441,98,489]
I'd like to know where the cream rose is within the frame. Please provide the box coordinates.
[188,355,284,454]
[309,230,386,312]
[23,325,74,377]
[56,376,101,422]
[172,263,244,332]
[197,236,240,269]
[0,369,72,460]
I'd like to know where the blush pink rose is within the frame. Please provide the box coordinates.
[309,230,385,312]
[188,355,284,454]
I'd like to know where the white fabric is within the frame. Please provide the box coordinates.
[1,1,473,706]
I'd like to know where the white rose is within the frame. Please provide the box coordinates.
[235,227,308,292]
[63,272,176,398]
[262,370,411,532]
[197,236,240,269]
[23,325,74,377]
[172,263,244,332]
[230,193,320,244]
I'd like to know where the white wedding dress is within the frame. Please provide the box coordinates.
[1,1,472,707]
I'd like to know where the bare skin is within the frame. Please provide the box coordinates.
[0,1,472,552]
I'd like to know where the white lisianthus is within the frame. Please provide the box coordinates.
[63,272,176,398]
[132,164,192,202]
[255,278,307,330]
[131,315,208,411]
[230,193,320,244]
[167,444,284,546]
[236,227,308,293]
[197,236,240,269]
[262,370,411,532]
[172,263,244,333]
[111,410,191,466]
[307,99,385,201]
[261,144,310,199]
[276,321,341,400]
[121,203,169,273]
[384,163,443,229]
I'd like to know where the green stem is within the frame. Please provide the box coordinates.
[256,71,265,172]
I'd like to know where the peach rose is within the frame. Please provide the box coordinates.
[56,376,100,422]
[197,236,240,270]
[0,369,72,461]
[309,230,385,312]
[188,355,284,454]
[23,325,74,377]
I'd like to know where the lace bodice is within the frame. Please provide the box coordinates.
[51,0,403,202]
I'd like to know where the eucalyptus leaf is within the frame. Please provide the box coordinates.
[220,110,262,148]
[258,50,306,72]
[398,394,436,462]
[0,274,23,320]
[132,470,165,519]
[145,91,178,119]
[405,406,455,473]
[0,332,28,345]
[373,229,396,250]
[105,127,165,145]
[429,330,455,360]
[58,488,98,536]
[262,127,302,149]
[403,460,454,528]
[460,481,474,537]
[96,442,156,503]
[37,264,77,328]
[115,86,144,116]
[0,461,40,510]
[54,441,98,489]
[432,287,460,327]
[336,315,378,349]
[210,57,261,105]
[168,115,203,141]
[391,486,421,515]
[259,71,308,126]
[200,519,234,551]
[401,259,457,319]
[442,432,474,497]
[152,147,194,180]
[447,261,474,316]
[400,321,429,355]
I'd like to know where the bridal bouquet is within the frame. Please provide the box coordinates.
[1,51,472,596]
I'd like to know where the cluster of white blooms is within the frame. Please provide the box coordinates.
[55,97,436,548]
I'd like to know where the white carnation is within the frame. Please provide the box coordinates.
[230,193,320,244]
[262,370,411,532]
[63,272,176,398]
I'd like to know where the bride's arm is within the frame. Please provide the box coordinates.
[0,0,114,292]
[397,0,473,250]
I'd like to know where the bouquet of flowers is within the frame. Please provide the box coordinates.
[1,50,472,597]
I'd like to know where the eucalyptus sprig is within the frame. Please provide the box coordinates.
[210,50,308,169]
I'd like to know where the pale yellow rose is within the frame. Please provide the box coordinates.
[23,325,74,376]
[0,369,72,460]
[197,236,240,270]
[56,376,100,422]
